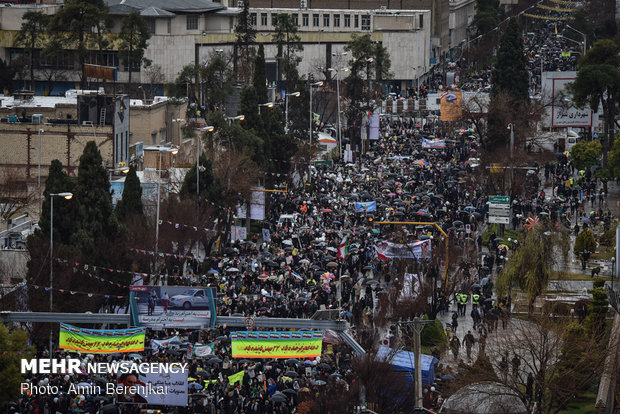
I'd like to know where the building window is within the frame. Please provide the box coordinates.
[148,18,156,35]
[334,14,340,27]
[272,13,278,26]
[344,14,350,27]
[187,15,198,30]
[323,14,330,27]
[354,15,359,28]
[313,14,319,27]
[419,14,424,28]
[167,18,171,34]
[152,133,157,145]
[261,13,267,26]
[293,13,299,26]
[361,15,370,31]
[302,13,309,26]
[251,13,257,26]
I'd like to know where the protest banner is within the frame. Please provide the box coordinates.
[354,201,377,213]
[231,331,323,359]
[116,370,188,406]
[59,323,145,353]
[375,239,432,261]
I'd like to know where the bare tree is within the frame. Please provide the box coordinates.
[0,170,36,223]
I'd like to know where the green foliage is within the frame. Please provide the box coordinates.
[15,10,49,91]
[0,324,34,407]
[201,54,234,110]
[180,153,222,202]
[570,140,602,170]
[606,135,620,178]
[273,13,303,90]
[0,58,15,93]
[574,228,597,256]
[496,225,559,306]
[37,159,77,246]
[253,44,268,103]
[491,19,529,102]
[115,167,143,222]
[234,0,256,83]
[585,287,608,335]
[72,141,119,255]
[472,0,502,36]
[47,0,109,88]
[420,319,446,347]
[118,11,151,86]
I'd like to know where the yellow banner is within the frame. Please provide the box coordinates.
[440,91,463,122]
[231,331,323,359]
[59,323,146,353]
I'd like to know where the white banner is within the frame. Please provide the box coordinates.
[551,77,592,127]
[375,239,432,260]
[116,371,188,406]
[192,343,213,357]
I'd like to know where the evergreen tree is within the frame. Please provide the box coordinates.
[47,0,109,88]
[253,44,268,103]
[241,85,261,130]
[115,167,143,221]
[119,11,151,91]
[491,18,529,101]
[273,13,303,90]
[15,10,49,92]
[72,141,119,255]
[0,58,15,93]
[0,324,34,407]
[180,153,221,202]
[37,159,77,246]
[234,0,256,83]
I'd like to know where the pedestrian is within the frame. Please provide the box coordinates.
[451,311,459,333]
[450,335,461,359]
[499,353,509,382]
[511,354,521,380]
[162,291,169,313]
[463,330,475,360]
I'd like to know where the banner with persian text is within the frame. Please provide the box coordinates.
[59,323,145,353]
[231,331,323,359]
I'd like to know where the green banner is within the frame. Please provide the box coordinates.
[59,323,146,353]
[231,331,323,359]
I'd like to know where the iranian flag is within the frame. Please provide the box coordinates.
[337,236,349,260]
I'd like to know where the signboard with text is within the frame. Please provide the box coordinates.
[551,78,592,127]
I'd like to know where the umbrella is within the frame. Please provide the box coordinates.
[314,380,327,386]
[78,382,91,387]
[189,382,204,390]
[284,370,299,378]
[299,259,310,264]
[321,208,332,213]
[285,359,299,366]
[330,373,343,379]
[453,220,464,227]
[271,394,287,403]
[128,353,142,359]
[464,206,476,212]
[365,280,379,285]
[493,237,505,243]
[318,363,332,371]
[582,217,591,223]
[207,269,219,274]
[216,336,230,343]
[226,267,240,273]
[208,357,223,364]
[283,389,298,396]
[282,239,293,246]
[93,396,110,403]
[326,262,338,268]
[196,370,209,378]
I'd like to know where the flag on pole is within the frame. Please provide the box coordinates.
[337,236,349,260]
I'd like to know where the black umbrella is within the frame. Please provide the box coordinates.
[208,357,223,364]
[196,370,209,378]
[330,373,343,379]
[285,359,299,366]
[318,363,332,371]
[282,388,298,396]
[216,336,230,342]
[284,370,299,378]
[271,394,287,403]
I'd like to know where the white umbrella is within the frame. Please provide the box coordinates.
[226,268,240,273]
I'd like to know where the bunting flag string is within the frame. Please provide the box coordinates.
[536,3,578,12]
[24,283,127,298]
[523,13,574,20]
[161,220,217,233]
[128,247,190,261]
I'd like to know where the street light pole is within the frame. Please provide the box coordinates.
[259,102,274,115]
[154,147,178,284]
[309,81,324,144]
[49,192,72,363]
[329,67,348,160]
[566,25,586,56]
[285,92,300,133]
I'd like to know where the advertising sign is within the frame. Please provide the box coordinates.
[375,239,432,261]
[59,323,145,354]
[354,201,377,213]
[231,331,323,359]
[115,370,188,406]
[440,91,463,122]
[551,78,592,127]
[130,286,216,330]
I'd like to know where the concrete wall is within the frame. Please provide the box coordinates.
[449,0,475,53]
[0,250,28,284]
[129,100,187,146]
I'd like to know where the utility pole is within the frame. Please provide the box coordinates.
[398,317,434,409]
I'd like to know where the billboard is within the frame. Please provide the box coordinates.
[59,323,146,353]
[551,77,592,127]
[129,286,216,330]
[115,370,188,406]
[440,91,463,122]
[231,331,323,359]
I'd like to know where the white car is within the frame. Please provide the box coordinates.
[169,289,211,309]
